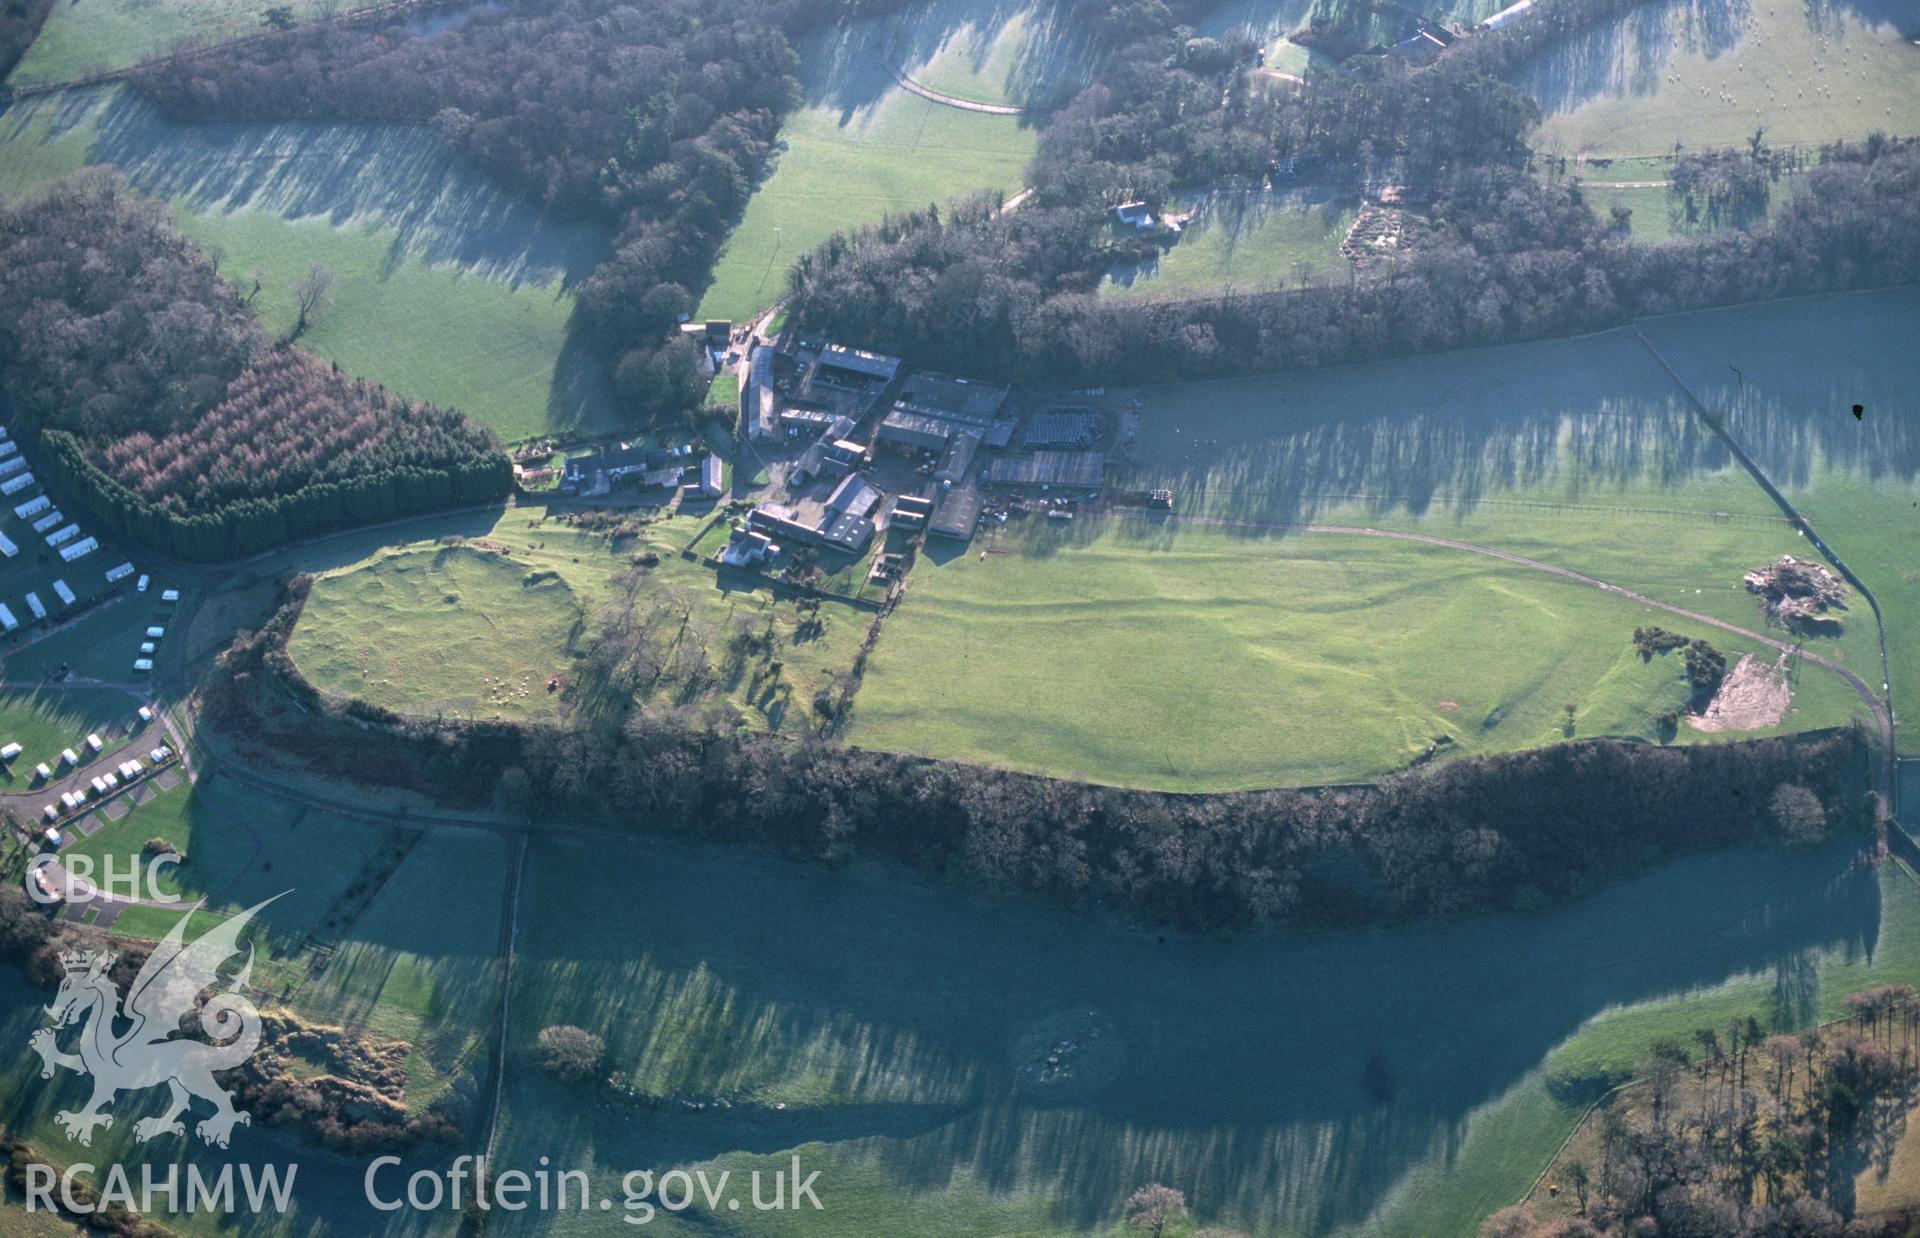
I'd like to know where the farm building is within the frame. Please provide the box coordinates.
[809,343,901,393]
[681,454,724,501]
[747,471,880,555]
[928,486,984,541]
[985,451,1106,491]
[877,371,1016,451]
[877,410,954,452]
[779,408,844,436]
[820,438,867,477]
[825,473,880,521]
[748,344,780,441]
[1020,409,1104,450]
[720,528,778,567]
[561,442,658,493]
[890,371,1009,427]
[890,494,934,531]
[935,431,982,485]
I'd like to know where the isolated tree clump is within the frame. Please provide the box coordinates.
[1124,1184,1188,1237]
[535,1025,605,1082]
[1769,782,1827,846]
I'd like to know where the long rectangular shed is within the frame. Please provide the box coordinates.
[983,450,1105,490]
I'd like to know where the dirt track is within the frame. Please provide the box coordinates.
[888,65,1025,115]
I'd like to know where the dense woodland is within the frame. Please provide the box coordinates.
[206,583,1873,933]
[784,0,1919,381]
[0,172,508,559]
[788,135,1920,384]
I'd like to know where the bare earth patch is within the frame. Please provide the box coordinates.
[1435,699,1461,713]
[1688,653,1790,733]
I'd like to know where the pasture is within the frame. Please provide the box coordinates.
[286,507,872,732]
[890,0,1094,108]
[1516,0,1920,156]
[1635,287,1920,755]
[488,828,1919,1236]
[1100,185,1357,299]
[289,543,586,723]
[0,87,617,441]
[0,685,142,782]
[854,308,1884,790]
[4,0,386,87]
[851,524,1855,790]
[694,12,1037,323]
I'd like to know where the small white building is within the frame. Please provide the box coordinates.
[105,562,134,583]
[13,494,50,519]
[0,471,35,495]
[60,538,98,562]
[31,511,62,534]
[0,604,17,631]
[51,580,75,605]
[24,592,44,620]
[0,742,20,761]
[0,532,16,559]
[85,733,103,753]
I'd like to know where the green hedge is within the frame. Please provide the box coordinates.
[39,430,513,562]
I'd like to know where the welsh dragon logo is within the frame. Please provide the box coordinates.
[28,895,281,1149]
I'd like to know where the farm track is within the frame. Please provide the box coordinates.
[1155,512,1896,823]
[887,65,1024,115]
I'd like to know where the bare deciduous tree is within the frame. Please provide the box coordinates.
[1124,1185,1187,1238]
[291,262,335,339]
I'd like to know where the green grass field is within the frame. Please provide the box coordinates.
[695,16,1037,323]
[485,827,1916,1237]
[891,0,1094,107]
[4,0,388,87]
[290,543,586,723]
[0,87,618,441]
[1100,186,1357,298]
[0,685,142,781]
[854,305,1885,790]
[851,526,1855,789]
[287,506,872,732]
[1635,287,1920,756]
[1516,0,1920,156]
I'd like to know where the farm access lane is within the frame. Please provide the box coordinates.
[1146,513,1897,828]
